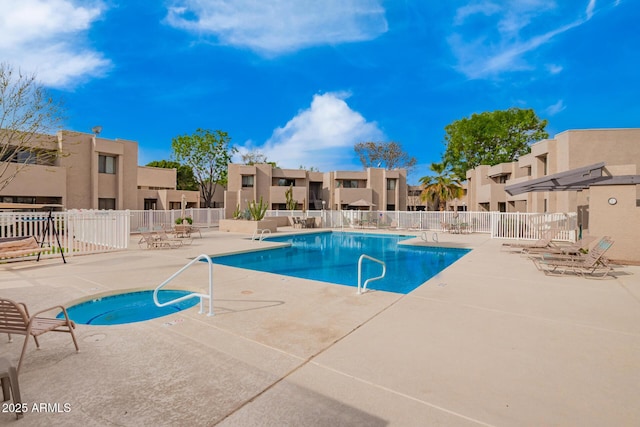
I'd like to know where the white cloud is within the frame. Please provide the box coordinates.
[448,0,613,79]
[165,0,388,55]
[545,99,566,116]
[0,0,110,88]
[546,64,564,74]
[234,92,384,171]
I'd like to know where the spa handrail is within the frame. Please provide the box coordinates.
[153,253,214,316]
[357,254,386,294]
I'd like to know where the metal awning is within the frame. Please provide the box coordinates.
[505,162,608,196]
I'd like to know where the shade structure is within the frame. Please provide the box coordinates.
[505,162,607,196]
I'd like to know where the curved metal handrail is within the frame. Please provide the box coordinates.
[153,253,214,316]
[357,254,386,294]
[251,228,272,241]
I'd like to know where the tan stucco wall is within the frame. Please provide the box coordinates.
[588,184,640,263]
[138,166,177,190]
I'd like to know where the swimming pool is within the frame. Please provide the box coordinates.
[60,290,199,325]
[212,232,470,294]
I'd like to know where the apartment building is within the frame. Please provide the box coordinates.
[464,128,640,262]
[224,163,407,218]
[464,129,640,214]
[0,130,200,210]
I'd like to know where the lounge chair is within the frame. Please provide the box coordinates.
[155,227,191,246]
[523,235,596,256]
[138,231,182,249]
[531,236,615,279]
[501,229,560,252]
[0,298,79,374]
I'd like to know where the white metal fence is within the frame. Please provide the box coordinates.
[266,210,577,241]
[0,210,130,260]
[129,208,225,233]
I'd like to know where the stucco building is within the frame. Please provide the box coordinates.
[464,128,640,262]
[224,163,407,218]
[0,130,200,210]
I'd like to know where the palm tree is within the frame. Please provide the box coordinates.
[419,161,464,211]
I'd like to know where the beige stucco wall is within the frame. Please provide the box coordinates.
[0,162,67,200]
[588,184,640,263]
[138,166,177,190]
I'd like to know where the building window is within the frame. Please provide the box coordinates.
[387,179,396,190]
[498,202,506,212]
[494,174,510,184]
[277,178,295,187]
[144,199,158,210]
[241,175,254,188]
[337,180,359,188]
[99,155,116,174]
[537,155,548,175]
[386,204,395,211]
[98,198,116,210]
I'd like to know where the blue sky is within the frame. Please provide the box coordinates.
[2,0,637,184]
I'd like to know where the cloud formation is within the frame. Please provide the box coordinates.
[448,0,617,79]
[545,99,566,116]
[0,0,110,88]
[235,92,384,171]
[165,0,388,54]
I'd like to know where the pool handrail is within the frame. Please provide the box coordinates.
[153,253,214,316]
[251,228,272,241]
[357,254,386,294]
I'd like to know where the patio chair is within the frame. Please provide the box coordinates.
[523,235,596,257]
[531,236,615,279]
[501,229,560,252]
[0,298,79,374]
[138,231,181,249]
[155,227,191,246]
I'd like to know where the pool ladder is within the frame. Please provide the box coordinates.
[153,254,214,316]
[251,229,272,241]
[357,254,386,294]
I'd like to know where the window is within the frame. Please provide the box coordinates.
[338,180,359,189]
[98,198,116,210]
[494,174,510,184]
[498,202,506,212]
[277,178,295,187]
[387,179,396,190]
[242,175,254,188]
[144,199,158,210]
[99,155,116,174]
[386,204,395,211]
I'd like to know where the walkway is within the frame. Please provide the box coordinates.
[1,229,639,426]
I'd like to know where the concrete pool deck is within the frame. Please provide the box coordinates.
[1,228,639,426]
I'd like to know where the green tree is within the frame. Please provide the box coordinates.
[419,161,463,211]
[443,108,548,180]
[0,63,65,191]
[241,150,267,165]
[145,160,199,191]
[354,141,417,171]
[171,128,237,208]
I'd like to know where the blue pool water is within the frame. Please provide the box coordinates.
[60,290,199,325]
[212,232,470,294]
